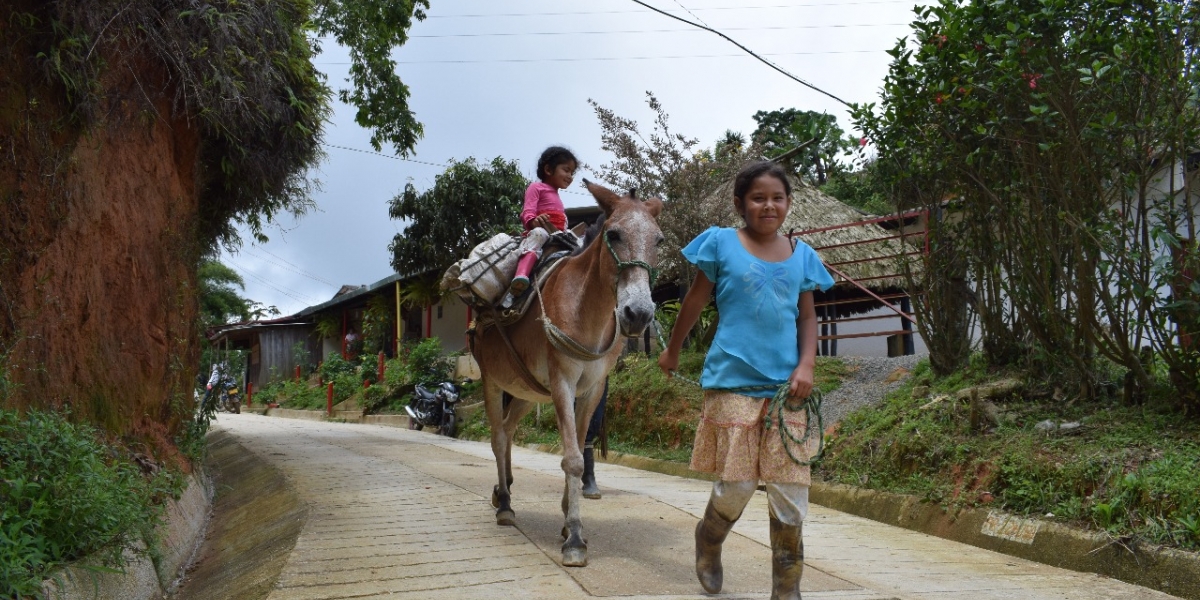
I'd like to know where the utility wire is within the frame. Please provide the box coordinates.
[628,0,851,107]
[243,249,338,288]
[314,49,887,67]
[408,24,907,38]
[422,1,911,18]
[227,260,320,305]
[320,143,592,196]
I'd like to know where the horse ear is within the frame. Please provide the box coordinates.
[642,197,663,217]
[583,179,621,215]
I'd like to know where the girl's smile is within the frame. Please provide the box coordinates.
[547,161,577,190]
[738,174,790,235]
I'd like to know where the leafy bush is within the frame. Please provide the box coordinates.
[0,410,170,597]
[404,338,451,387]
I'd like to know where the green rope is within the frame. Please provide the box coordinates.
[605,232,658,288]
[656,322,825,466]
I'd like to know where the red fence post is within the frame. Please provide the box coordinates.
[326,382,334,417]
[377,351,385,383]
[295,365,301,382]
[246,382,253,407]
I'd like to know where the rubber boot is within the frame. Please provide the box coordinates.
[509,252,538,296]
[582,446,601,499]
[769,514,804,600]
[695,499,738,593]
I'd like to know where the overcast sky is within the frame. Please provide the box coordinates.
[220,0,926,316]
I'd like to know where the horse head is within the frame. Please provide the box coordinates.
[582,179,663,338]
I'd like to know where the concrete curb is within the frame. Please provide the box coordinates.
[40,470,212,600]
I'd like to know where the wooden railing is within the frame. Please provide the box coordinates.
[790,210,928,356]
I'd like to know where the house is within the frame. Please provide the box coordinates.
[209,271,473,391]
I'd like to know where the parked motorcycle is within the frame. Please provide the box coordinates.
[405,381,461,437]
[203,375,241,414]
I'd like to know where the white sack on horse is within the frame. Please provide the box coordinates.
[441,229,548,305]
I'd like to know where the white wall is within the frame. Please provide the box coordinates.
[427,298,470,353]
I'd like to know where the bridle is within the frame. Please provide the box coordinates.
[536,216,659,361]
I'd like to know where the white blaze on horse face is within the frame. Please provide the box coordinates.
[612,206,661,338]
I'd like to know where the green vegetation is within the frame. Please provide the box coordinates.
[0,409,178,597]
[254,338,454,415]
[853,0,1200,406]
[388,157,528,276]
[458,350,848,463]
[818,358,1200,552]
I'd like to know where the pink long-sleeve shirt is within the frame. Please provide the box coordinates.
[520,181,566,230]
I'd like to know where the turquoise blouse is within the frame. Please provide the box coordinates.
[682,227,835,397]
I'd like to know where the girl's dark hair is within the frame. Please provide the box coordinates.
[732,161,791,200]
[537,146,578,181]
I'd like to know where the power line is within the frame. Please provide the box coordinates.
[320,143,593,196]
[322,143,448,168]
[408,24,907,38]
[243,248,338,288]
[314,49,888,67]
[422,1,911,18]
[628,0,852,107]
[226,260,320,306]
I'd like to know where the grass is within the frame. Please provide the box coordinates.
[817,358,1200,552]
[0,409,178,598]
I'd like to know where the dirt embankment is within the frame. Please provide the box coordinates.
[1,24,201,460]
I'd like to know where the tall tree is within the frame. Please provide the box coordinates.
[388,157,528,276]
[854,0,1200,404]
[751,109,855,184]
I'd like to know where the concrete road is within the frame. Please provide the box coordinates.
[209,413,1180,600]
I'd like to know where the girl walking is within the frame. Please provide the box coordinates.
[510,146,578,295]
[658,161,833,600]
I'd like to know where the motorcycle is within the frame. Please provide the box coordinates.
[203,375,241,415]
[405,381,461,437]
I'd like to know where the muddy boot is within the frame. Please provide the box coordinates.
[695,500,738,593]
[769,515,804,600]
[582,446,601,499]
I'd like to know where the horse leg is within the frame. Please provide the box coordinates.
[553,384,588,567]
[502,397,533,490]
[485,380,517,526]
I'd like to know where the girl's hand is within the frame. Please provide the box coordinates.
[658,350,679,378]
[532,214,558,232]
[787,364,815,403]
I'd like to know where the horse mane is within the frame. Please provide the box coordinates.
[574,212,607,255]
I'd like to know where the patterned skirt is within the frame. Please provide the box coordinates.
[689,390,818,485]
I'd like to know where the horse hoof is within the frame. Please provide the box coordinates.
[562,547,588,567]
[491,488,499,508]
[496,510,516,526]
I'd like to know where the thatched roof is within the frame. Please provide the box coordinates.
[701,173,919,290]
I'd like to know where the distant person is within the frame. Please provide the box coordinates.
[344,329,362,360]
[658,161,833,599]
[509,146,578,296]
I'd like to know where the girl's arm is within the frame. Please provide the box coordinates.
[657,271,715,376]
[520,184,541,228]
[788,290,819,400]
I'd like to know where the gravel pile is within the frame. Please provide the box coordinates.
[819,354,927,427]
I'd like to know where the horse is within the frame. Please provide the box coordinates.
[471,179,662,567]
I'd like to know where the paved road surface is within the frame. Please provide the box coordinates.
[210,414,1180,600]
